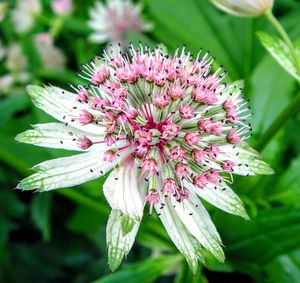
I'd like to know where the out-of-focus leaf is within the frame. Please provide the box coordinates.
[0,94,30,128]
[267,155,300,204]
[67,205,104,234]
[92,255,182,283]
[0,189,26,218]
[264,249,300,283]
[31,193,53,241]
[215,206,300,264]
[250,56,295,134]
[144,0,245,78]
[257,31,300,80]
[175,263,208,283]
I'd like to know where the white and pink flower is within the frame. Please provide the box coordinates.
[88,0,151,45]
[16,45,273,273]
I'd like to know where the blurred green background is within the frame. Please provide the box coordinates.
[1,0,300,282]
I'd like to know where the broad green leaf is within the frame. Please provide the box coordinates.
[175,263,208,283]
[215,206,300,264]
[265,249,300,283]
[268,155,300,204]
[0,189,26,218]
[67,205,104,234]
[143,0,247,78]
[250,56,294,134]
[257,31,300,80]
[31,193,53,241]
[92,255,182,283]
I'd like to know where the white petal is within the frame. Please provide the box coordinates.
[103,158,145,221]
[155,198,204,274]
[18,148,116,191]
[26,85,104,135]
[185,181,249,219]
[219,143,274,175]
[106,209,140,271]
[15,123,103,151]
[173,193,224,262]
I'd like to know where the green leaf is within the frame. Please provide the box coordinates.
[31,193,53,242]
[0,189,26,218]
[250,56,294,134]
[67,205,104,234]
[144,0,246,78]
[264,249,300,283]
[268,155,300,204]
[215,206,300,264]
[257,31,300,80]
[92,255,182,283]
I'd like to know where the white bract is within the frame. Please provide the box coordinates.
[16,45,273,272]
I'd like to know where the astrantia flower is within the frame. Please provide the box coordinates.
[16,45,273,272]
[12,0,41,33]
[0,2,9,22]
[211,0,274,17]
[51,0,73,16]
[34,33,66,70]
[88,0,151,45]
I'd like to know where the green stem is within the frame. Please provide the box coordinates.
[255,91,300,151]
[265,11,300,76]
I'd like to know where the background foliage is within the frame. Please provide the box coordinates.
[1,0,300,282]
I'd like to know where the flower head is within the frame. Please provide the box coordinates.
[88,0,151,45]
[0,2,9,22]
[34,33,66,70]
[211,0,274,17]
[51,0,73,16]
[16,44,273,273]
[12,0,41,33]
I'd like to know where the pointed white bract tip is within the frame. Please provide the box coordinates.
[211,0,274,17]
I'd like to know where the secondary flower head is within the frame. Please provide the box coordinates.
[34,33,66,70]
[211,0,274,17]
[12,0,41,33]
[0,2,9,22]
[88,0,151,45]
[51,0,73,15]
[16,44,273,273]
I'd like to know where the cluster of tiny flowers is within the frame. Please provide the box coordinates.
[74,44,252,214]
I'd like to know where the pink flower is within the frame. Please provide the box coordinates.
[79,110,93,125]
[184,132,200,146]
[51,0,73,16]
[103,149,117,162]
[153,92,169,109]
[77,88,89,102]
[77,135,93,149]
[179,104,194,119]
[162,122,181,139]
[227,129,241,144]
[88,0,152,46]
[170,146,186,161]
